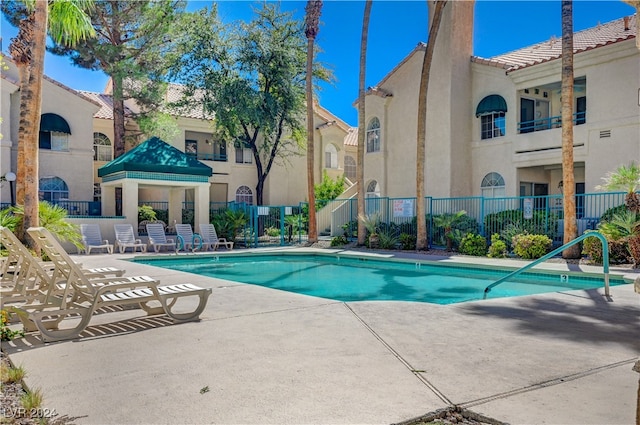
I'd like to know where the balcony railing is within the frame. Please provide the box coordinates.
[186,153,227,162]
[518,111,586,133]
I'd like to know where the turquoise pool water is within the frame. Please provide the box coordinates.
[133,254,625,305]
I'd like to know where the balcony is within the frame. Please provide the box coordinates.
[518,111,586,134]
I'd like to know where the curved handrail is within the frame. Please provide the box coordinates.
[483,232,610,299]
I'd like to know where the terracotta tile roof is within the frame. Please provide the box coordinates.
[163,83,214,120]
[343,127,358,147]
[76,91,132,119]
[473,14,636,72]
[78,83,214,121]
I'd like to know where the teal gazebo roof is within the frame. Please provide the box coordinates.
[98,137,212,178]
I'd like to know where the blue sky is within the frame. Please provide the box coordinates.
[1,1,635,126]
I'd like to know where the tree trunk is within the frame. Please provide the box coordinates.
[416,0,447,251]
[561,0,580,259]
[112,74,127,158]
[356,0,372,246]
[305,0,322,244]
[16,2,47,246]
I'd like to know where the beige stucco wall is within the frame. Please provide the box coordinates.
[469,37,639,196]
[2,59,99,203]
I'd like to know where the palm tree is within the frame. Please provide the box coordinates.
[8,0,94,245]
[416,0,447,251]
[304,0,322,244]
[596,162,640,213]
[560,0,580,259]
[356,0,372,246]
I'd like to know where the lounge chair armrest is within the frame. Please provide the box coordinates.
[135,239,142,244]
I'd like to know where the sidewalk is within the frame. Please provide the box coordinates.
[2,250,638,424]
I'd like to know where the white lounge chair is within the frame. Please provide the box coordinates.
[15,227,212,342]
[0,227,124,308]
[80,224,113,254]
[199,223,234,251]
[175,224,209,252]
[114,224,147,254]
[146,223,177,253]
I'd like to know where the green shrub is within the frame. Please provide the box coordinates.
[330,235,348,246]
[314,171,345,210]
[458,233,487,256]
[399,233,416,250]
[582,230,632,265]
[378,230,399,250]
[1,309,24,341]
[138,205,157,222]
[487,234,508,258]
[484,209,559,243]
[512,233,552,259]
[599,204,628,223]
[265,227,280,237]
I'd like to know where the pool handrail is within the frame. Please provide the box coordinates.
[483,232,610,299]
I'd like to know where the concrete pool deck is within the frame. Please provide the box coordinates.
[2,247,639,424]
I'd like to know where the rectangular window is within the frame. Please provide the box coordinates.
[481,113,505,140]
[213,141,227,161]
[235,147,252,164]
[50,132,68,151]
[185,140,198,157]
[575,96,586,125]
[39,131,52,149]
[95,145,111,161]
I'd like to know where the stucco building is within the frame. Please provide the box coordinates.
[0,58,355,213]
[360,4,638,205]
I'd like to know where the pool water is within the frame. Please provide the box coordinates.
[133,254,625,305]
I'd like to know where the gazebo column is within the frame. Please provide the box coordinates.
[102,185,116,216]
[168,188,182,226]
[195,183,210,228]
[122,180,139,223]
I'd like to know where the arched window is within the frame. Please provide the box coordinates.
[365,180,381,214]
[39,176,69,202]
[344,155,356,181]
[39,113,71,151]
[93,132,113,161]
[366,117,380,153]
[235,185,253,205]
[476,95,507,140]
[366,180,380,197]
[481,172,505,198]
[324,144,338,169]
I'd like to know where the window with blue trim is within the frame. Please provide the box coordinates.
[39,176,69,202]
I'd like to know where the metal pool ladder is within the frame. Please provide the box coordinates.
[483,232,610,299]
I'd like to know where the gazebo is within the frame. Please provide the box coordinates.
[98,137,212,228]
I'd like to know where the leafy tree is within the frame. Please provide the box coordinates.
[174,3,331,206]
[47,0,190,157]
[304,0,322,243]
[2,0,94,246]
[416,0,447,250]
[314,170,345,210]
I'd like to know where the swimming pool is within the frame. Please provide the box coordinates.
[132,253,626,305]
